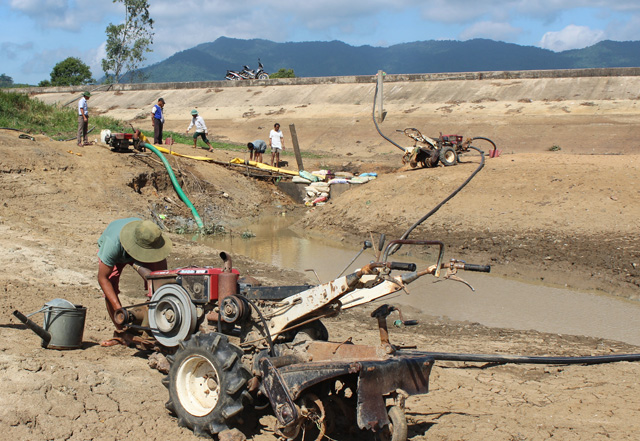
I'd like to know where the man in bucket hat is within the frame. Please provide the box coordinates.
[185,109,214,151]
[96,218,172,347]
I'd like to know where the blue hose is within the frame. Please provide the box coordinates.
[142,142,204,230]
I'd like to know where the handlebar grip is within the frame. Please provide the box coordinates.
[463,263,491,273]
[388,262,417,272]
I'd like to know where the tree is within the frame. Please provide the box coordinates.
[269,68,296,79]
[0,74,14,87]
[42,57,94,87]
[101,0,154,84]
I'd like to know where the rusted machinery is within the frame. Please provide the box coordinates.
[399,128,497,168]
[114,240,490,440]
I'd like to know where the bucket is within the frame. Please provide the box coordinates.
[42,299,87,349]
[13,298,86,350]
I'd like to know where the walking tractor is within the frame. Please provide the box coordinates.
[398,128,498,168]
[100,129,146,153]
[113,238,491,440]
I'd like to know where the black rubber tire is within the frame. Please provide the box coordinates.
[439,146,458,166]
[375,406,408,441]
[257,73,269,80]
[164,332,251,436]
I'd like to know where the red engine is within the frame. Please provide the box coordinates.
[147,267,240,303]
[441,134,464,146]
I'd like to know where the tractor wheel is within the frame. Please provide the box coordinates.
[375,406,408,441]
[165,332,251,437]
[257,72,270,80]
[439,146,458,166]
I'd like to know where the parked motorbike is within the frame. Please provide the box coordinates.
[225,59,269,80]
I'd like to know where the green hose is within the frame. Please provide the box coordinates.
[143,142,204,230]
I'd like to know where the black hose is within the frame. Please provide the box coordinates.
[421,351,640,365]
[370,80,487,254]
[398,145,485,245]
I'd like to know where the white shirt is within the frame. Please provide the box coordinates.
[187,116,207,133]
[78,97,88,116]
[269,129,283,148]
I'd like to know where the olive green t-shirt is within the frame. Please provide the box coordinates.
[97,217,140,267]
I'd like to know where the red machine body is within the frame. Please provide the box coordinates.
[441,134,464,146]
[148,267,240,303]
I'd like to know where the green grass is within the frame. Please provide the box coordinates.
[0,89,122,140]
[1,89,326,159]
[143,129,326,159]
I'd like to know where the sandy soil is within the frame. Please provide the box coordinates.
[1,76,639,440]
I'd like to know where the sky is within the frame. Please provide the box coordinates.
[1,0,640,85]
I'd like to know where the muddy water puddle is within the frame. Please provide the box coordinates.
[202,216,640,346]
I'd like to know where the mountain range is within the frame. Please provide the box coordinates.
[137,37,640,82]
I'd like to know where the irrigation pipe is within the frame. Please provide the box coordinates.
[419,351,640,365]
[371,80,486,254]
[142,142,204,230]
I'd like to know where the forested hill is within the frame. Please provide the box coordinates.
[137,37,640,82]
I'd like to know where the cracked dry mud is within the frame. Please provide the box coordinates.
[1,77,639,440]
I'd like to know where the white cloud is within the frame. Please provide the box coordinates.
[460,21,522,42]
[539,24,606,51]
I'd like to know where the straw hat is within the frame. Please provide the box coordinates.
[119,220,172,263]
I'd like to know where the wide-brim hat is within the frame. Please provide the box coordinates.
[191,109,198,115]
[120,220,172,263]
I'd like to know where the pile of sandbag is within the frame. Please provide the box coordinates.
[303,181,330,206]
[294,170,378,207]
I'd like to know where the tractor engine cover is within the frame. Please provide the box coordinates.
[147,267,241,304]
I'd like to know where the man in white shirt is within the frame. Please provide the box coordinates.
[77,91,90,146]
[269,122,285,167]
[186,109,213,151]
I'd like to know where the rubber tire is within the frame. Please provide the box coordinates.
[257,73,269,80]
[375,406,408,441]
[164,332,251,437]
[439,146,458,166]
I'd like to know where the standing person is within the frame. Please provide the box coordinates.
[247,139,267,163]
[77,91,90,146]
[151,98,165,145]
[186,109,213,151]
[96,217,172,347]
[269,123,284,167]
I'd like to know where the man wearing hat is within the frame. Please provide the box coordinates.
[77,91,91,146]
[185,109,214,151]
[151,98,165,144]
[96,218,172,347]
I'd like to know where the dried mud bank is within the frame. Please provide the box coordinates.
[2,71,640,439]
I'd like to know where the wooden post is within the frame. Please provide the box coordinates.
[377,69,384,123]
[289,123,305,171]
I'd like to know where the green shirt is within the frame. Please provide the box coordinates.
[97,217,141,267]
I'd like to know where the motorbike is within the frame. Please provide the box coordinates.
[225,59,269,80]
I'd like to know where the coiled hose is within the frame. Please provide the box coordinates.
[371,82,640,366]
[143,142,204,230]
